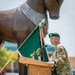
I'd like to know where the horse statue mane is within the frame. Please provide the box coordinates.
[20,3,47,26]
[0,0,63,75]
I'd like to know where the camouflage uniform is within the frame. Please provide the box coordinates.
[53,44,73,75]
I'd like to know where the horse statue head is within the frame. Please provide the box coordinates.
[45,0,63,19]
[24,0,63,36]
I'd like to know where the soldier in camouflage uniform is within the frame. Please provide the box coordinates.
[48,33,73,75]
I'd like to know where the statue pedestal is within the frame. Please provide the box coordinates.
[19,57,54,75]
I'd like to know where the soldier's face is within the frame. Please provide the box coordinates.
[50,36,60,46]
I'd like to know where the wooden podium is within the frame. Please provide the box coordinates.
[19,57,54,75]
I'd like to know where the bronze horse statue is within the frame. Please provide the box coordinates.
[0,0,63,75]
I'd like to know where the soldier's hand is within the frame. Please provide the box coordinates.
[47,61,54,65]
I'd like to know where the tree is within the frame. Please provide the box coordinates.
[0,46,18,67]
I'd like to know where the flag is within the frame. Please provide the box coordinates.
[18,26,49,62]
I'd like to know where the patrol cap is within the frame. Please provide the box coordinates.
[49,33,60,38]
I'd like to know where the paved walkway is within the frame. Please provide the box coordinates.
[6,73,18,75]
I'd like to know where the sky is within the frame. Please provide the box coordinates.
[0,0,75,56]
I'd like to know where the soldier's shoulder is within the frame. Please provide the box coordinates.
[57,44,65,50]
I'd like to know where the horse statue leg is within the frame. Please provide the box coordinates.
[0,40,4,49]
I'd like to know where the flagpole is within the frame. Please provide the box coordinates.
[39,18,49,61]
[0,50,18,73]
[39,25,44,61]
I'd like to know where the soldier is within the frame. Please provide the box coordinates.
[47,33,73,75]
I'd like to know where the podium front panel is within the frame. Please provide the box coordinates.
[28,65,52,75]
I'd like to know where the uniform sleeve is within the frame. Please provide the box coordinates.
[54,44,67,66]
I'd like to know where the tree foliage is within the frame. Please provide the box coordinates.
[0,46,18,67]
